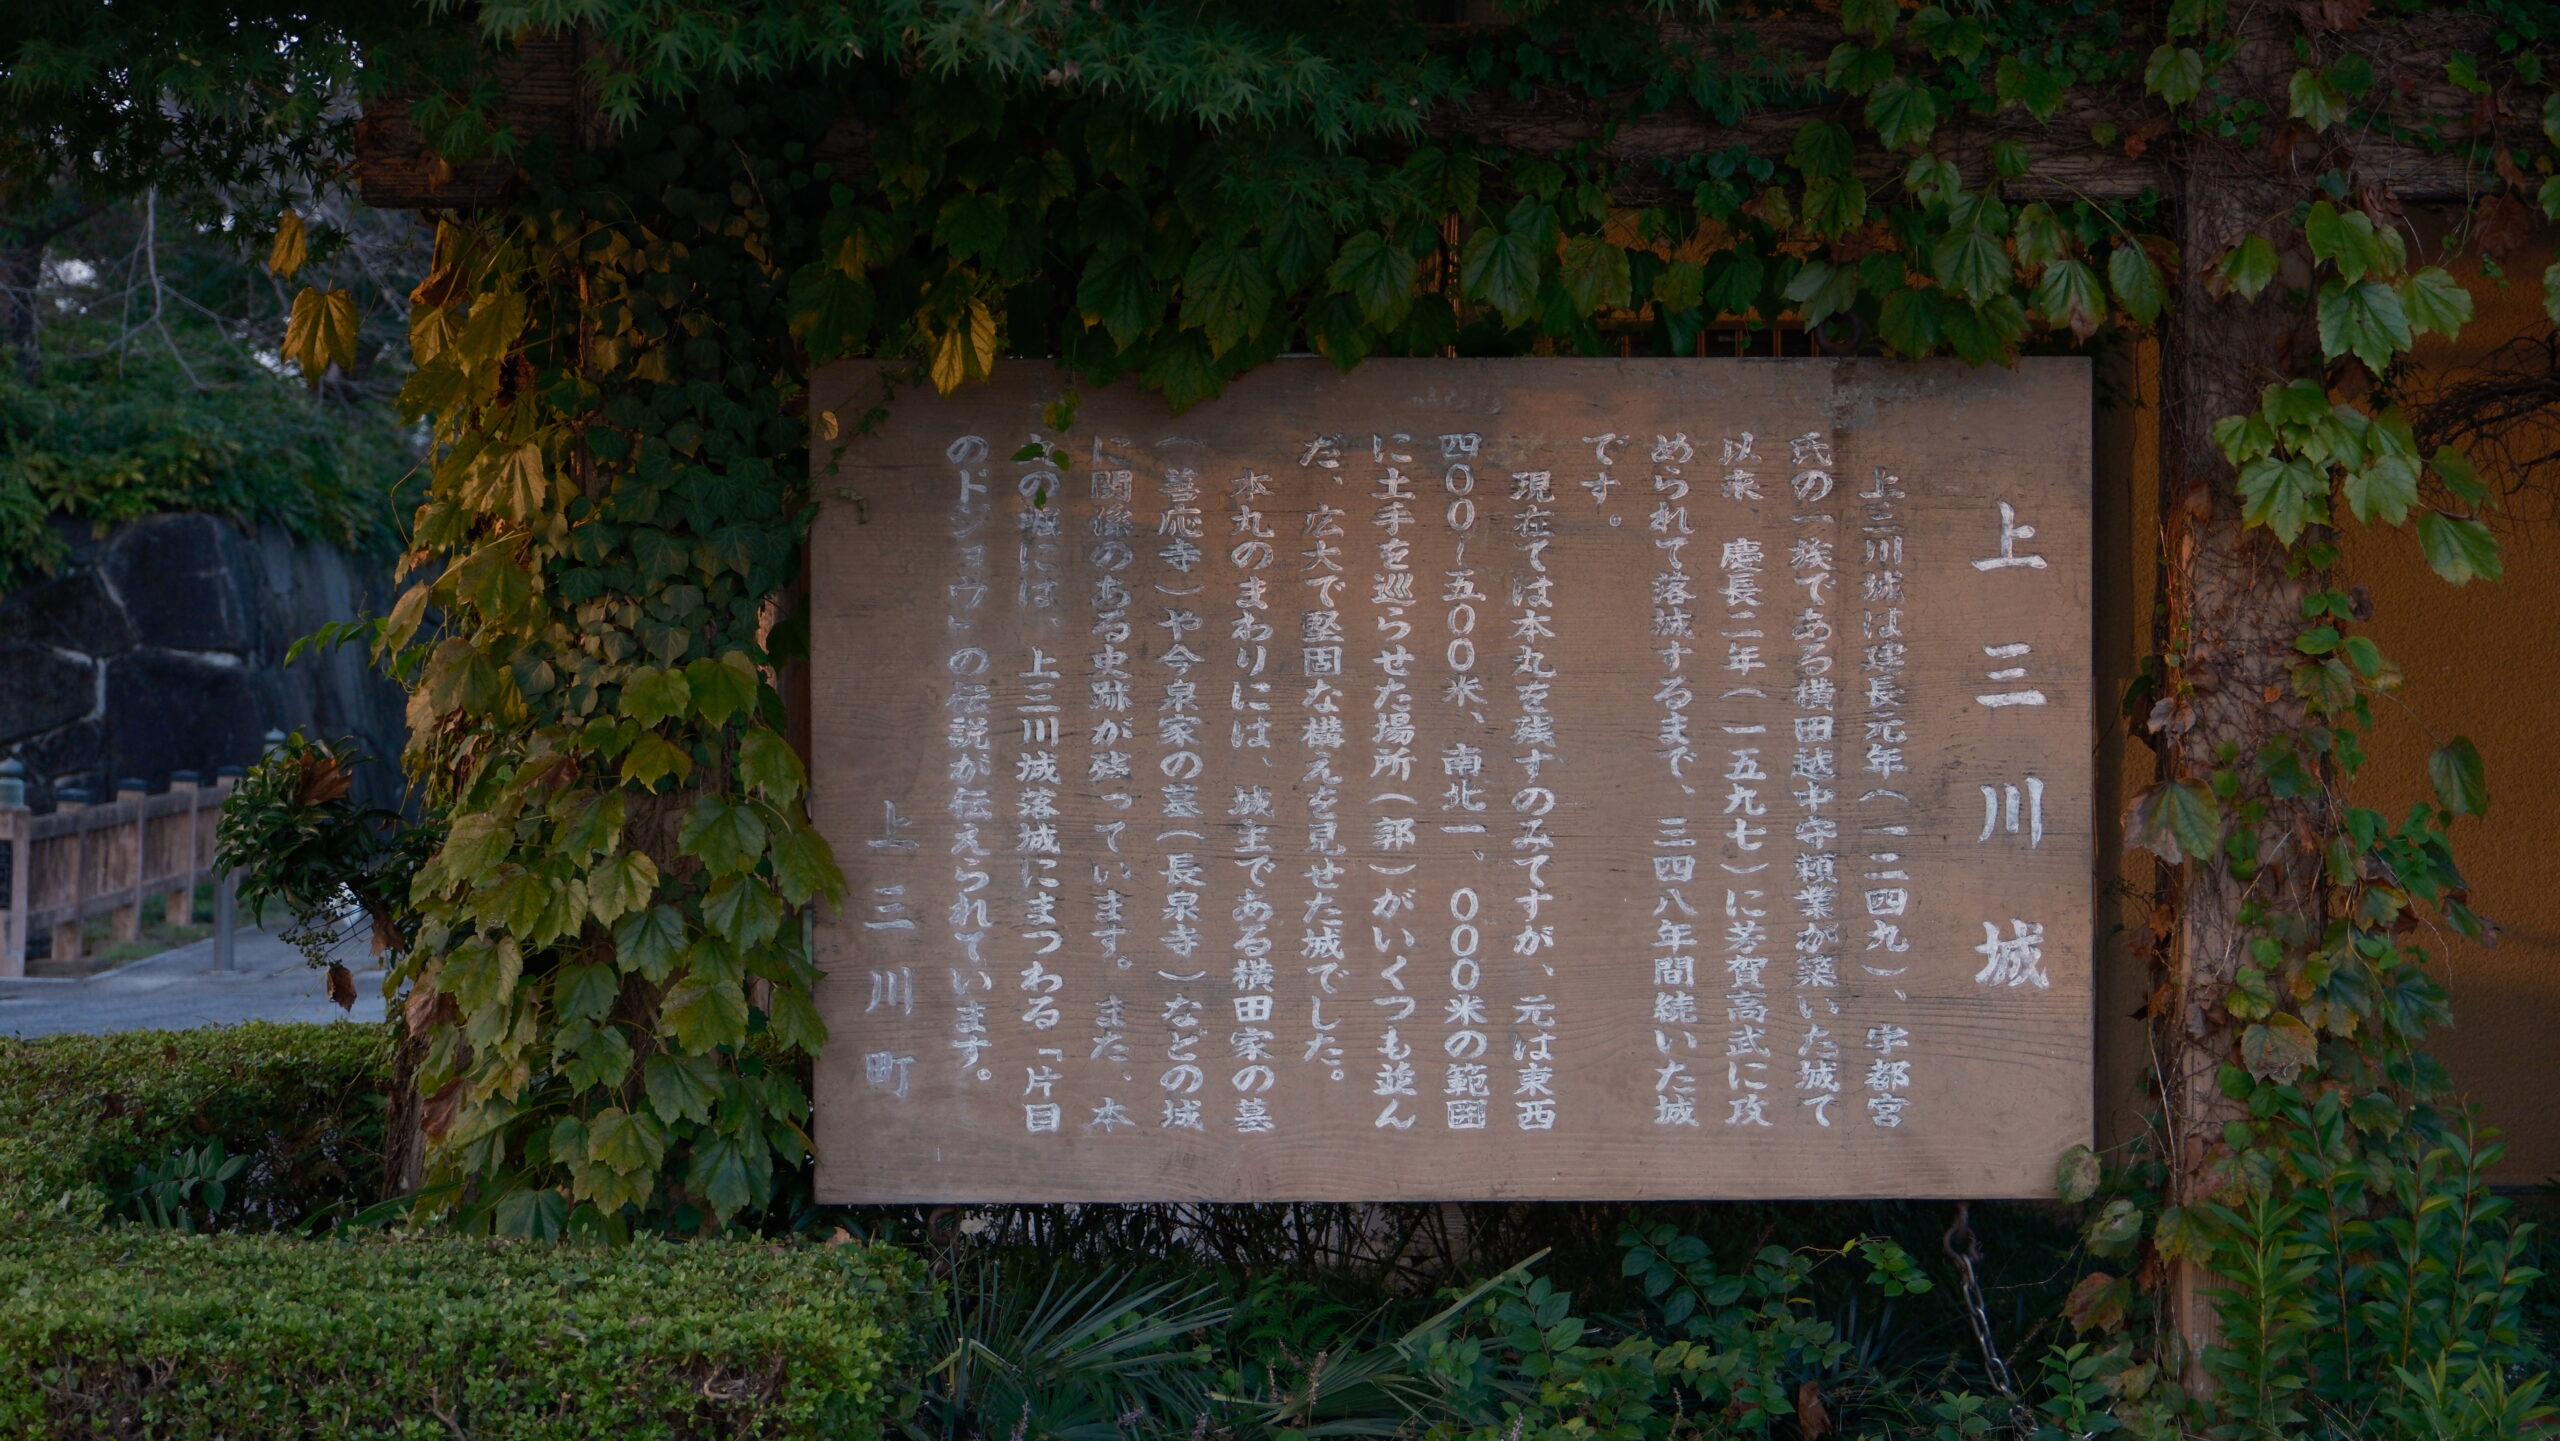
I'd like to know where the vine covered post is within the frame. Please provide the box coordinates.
[2157,15,2324,1388]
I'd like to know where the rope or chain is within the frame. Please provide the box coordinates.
[1942,1201,2024,1401]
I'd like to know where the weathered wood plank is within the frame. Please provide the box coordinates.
[806,356,2094,1202]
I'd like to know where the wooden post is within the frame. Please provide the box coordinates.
[2158,16,2320,1395]
[213,765,243,971]
[165,771,200,927]
[111,778,146,943]
[51,788,88,968]
[0,759,27,979]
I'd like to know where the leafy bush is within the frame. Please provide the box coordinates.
[0,1229,923,1439]
[0,1022,390,1232]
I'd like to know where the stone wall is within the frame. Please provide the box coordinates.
[0,514,407,808]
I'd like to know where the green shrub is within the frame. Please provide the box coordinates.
[0,1229,923,1439]
[0,1022,390,1232]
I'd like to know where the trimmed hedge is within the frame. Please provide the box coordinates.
[0,1022,390,1229]
[0,1229,922,1439]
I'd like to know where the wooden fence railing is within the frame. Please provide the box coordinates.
[0,760,243,978]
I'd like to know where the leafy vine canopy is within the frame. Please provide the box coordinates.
[6,0,2550,1238]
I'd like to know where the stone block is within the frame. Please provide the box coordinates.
[0,570,134,655]
[102,514,252,653]
[0,640,94,745]
[102,650,269,783]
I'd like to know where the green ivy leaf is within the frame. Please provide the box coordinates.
[1076,253,1158,349]
[2317,278,2411,375]
[932,192,1007,263]
[2261,379,2329,429]
[491,1186,568,1240]
[1260,206,1332,290]
[615,904,687,982]
[2107,243,2166,325]
[1877,287,1942,356]
[2288,67,2345,131]
[2431,445,2489,506]
[2241,1014,2319,1084]
[737,727,806,803]
[2237,456,2329,542]
[554,960,620,1025]
[2416,511,2502,585]
[1460,227,1542,328]
[587,1105,668,1174]
[1840,0,1897,43]
[767,982,826,1052]
[444,936,523,1013]
[686,1128,760,1221]
[2429,736,2489,816]
[644,1052,726,1126]
[2213,412,2277,463]
[679,796,768,876]
[1786,120,1855,179]
[1782,260,1860,326]
[1327,232,1417,329]
[2399,267,2473,339]
[2305,202,2393,284]
[1557,236,1632,313]
[2125,780,2222,863]
[2218,236,2279,300]
[703,874,784,949]
[1652,259,1705,313]
[770,823,841,908]
[587,850,660,925]
[684,652,760,728]
[1799,176,1868,237]
[1930,227,2012,304]
[1180,245,1277,356]
[661,972,750,1054]
[618,731,694,789]
[2342,456,2419,526]
[2032,259,2105,341]
[2011,202,2067,273]
[620,665,691,728]
[1941,294,2027,366]
[2145,45,2205,105]
[2055,1144,2101,1205]
[560,1023,634,1092]
[1865,78,1940,150]
[1994,54,2065,118]
[2084,1198,2144,1258]
[1823,42,1894,96]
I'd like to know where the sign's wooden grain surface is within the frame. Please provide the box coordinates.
[808,358,2092,1202]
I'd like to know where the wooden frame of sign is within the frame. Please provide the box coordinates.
[807,358,2092,1203]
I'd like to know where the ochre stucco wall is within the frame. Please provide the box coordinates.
[2339,246,2560,1186]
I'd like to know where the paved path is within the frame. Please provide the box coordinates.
[0,928,387,1036]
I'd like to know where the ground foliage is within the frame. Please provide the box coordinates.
[0,1226,922,1440]
[10,0,2560,1433]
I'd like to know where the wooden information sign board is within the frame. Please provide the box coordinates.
[808,358,2091,1202]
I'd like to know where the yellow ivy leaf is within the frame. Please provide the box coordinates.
[929,324,966,395]
[268,209,307,279]
[284,286,362,383]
